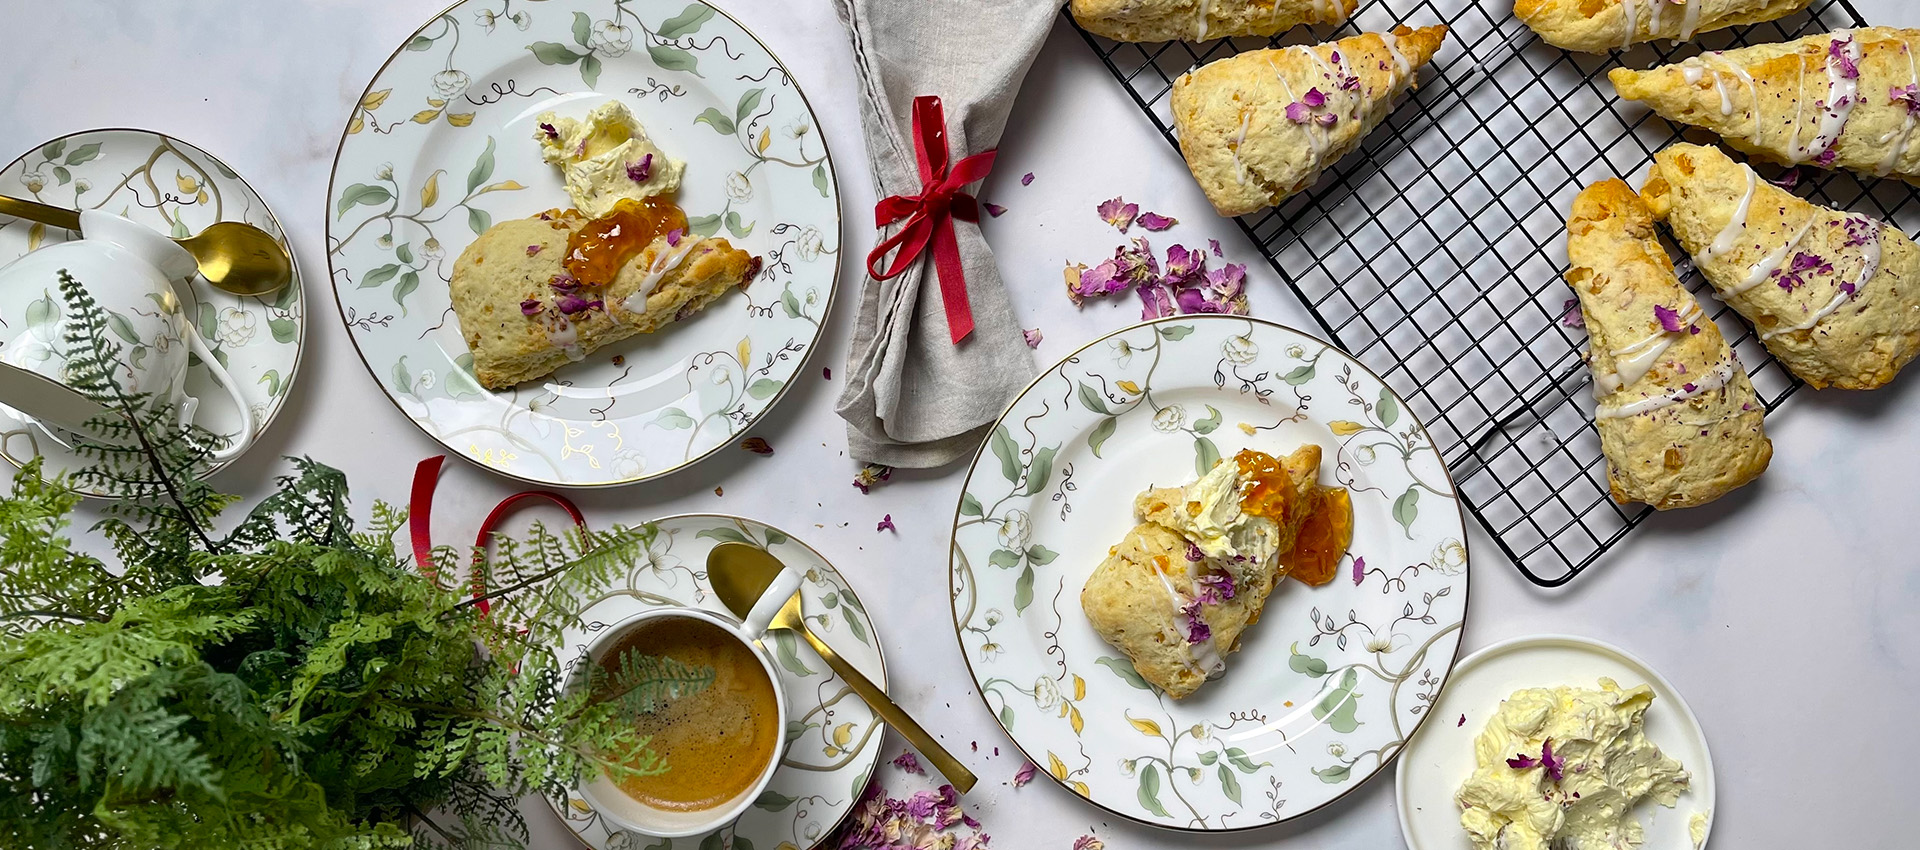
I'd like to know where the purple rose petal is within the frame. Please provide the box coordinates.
[1507,753,1539,770]
[555,295,602,315]
[1138,211,1177,231]
[1770,167,1804,189]
[1654,304,1684,332]
[525,244,543,256]
[1021,171,1035,186]
[1186,541,1204,562]
[1314,112,1338,127]
[1830,36,1859,80]
[1303,87,1327,108]
[1560,298,1585,328]
[852,462,892,493]
[1352,555,1366,586]
[1458,714,1467,727]
[520,298,543,316]
[627,153,652,183]
[1098,196,1140,232]
[1163,243,1205,287]
[1209,238,1224,257]
[1138,281,1176,320]
[1023,327,1043,348]
[1894,84,1920,115]
[1196,570,1237,604]
[1012,761,1037,787]
[549,273,579,293]
[1286,101,1313,124]
[877,513,896,533]
[984,201,1007,217]
[665,228,683,247]
[1179,598,1211,644]
[1540,738,1564,782]
[539,122,559,140]
[893,752,925,775]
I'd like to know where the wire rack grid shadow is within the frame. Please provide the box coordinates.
[1074,0,1916,586]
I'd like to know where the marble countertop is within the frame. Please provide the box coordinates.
[2,0,1914,847]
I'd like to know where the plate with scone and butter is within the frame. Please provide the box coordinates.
[949,315,1469,830]
[327,0,838,486]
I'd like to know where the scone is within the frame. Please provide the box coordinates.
[1566,179,1770,509]
[1170,26,1448,217]
[1070,0,1356,43]
[1081,446,1323,699]
[1610,28,1920,179]
[450,216,754,389]
[1641,143,1920,389]
[1516,0,1810,53]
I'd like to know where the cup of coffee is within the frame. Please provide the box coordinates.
[573,568,800,837]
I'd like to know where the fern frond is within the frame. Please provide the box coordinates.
[587,649,715,715]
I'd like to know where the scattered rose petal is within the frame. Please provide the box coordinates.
[520,298,542,316]
[1285,101,1313,123]
[1352,556,1366,586]
[1012,761,1036,787]
[1097,196,1139,231]
[540,122,559,140]
[984,202,1007,218]
[1138,211,1178,231]
[1303,87,1327,108]
[1507,753,1539,770]
[1895,84,1920,116]
[824,367,832,380]
[1458,714,1467,727]
[1209,238,1224,257]
[549,273,579,293]
[666,228,683,247]
[1137,281,1176,320]
[1560,298,1585,328]
[1770,166,1804,189]
[1816,148,1838,167]
[1023,327,1043,348]
[741,437,774,455]
[1654,304,1683,332]
[1830,36,1859,80]
[1185,541,1203,562]
[1163,243,1204,287]
[627,153,653,183]
[742,255,763,284]
[1195,570,1236,604]
[894,752,925,775]
[1073,837,1105,850]
[1021,171,1035,186]
[1178,598,1211,644]
[1541,738,1564,782]
[525,244,543,256]
[555,295,602,315]
[877,514,896,533]
[853,462,893,493]
[1683,382,1698,393]
[1314,112,1338,127]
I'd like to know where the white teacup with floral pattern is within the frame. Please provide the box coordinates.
[0,210,253,460]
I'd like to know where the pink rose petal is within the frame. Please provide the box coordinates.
[1023,327,1043,348]
[1137,211,1177,231]
[1021,171,1035,186]
[877,513,896,533]
[1097,196,1139,231]
[1012,761,1037,787]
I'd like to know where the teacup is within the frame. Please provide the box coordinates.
[0,210,253,460]
[572,568,800,838]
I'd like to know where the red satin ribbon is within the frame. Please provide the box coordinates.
[409,455,587,616]
[865,95,998,344]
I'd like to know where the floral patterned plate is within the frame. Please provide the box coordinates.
[0,129,305,495]
[950,315,1470,830]
[548,514,885,850]
[328,0,837,486]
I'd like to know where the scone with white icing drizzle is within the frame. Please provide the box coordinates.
[1566,179,1770,509]
[1069,0,1356,43]
[1610,28,1920,180]
[1516,0,1809,54]
[1081,446,1329,699]
[1170,26,1448,217]
[1641,143,1920,389]
[450,214,754,389]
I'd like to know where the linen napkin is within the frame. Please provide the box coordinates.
[831,0,1056,468]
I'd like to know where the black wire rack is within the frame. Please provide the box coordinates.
[1075,0,1916,586]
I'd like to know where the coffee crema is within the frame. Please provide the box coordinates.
[593,615,780,812]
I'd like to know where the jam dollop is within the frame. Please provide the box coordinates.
[1233,449,1295,522]
[561,196,688,287]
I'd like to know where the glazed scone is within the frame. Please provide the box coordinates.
[1081,446,1323,699]
[1641,143,1920,389]
[1566,179,1770,509]
[450,217,753,389]
[1070,0,1356,43]
[1170,26,1448,217]
[1516,0,1809,53]
[1610,28,1920,180]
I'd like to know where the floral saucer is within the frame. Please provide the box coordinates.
[0,129,305,494]
[949,315,1470,830]
[327,0,839,487]
[548,514,885,850]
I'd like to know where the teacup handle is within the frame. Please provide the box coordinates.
[737,567,802,640]
[180,324,254,462]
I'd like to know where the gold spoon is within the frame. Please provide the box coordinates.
[0,194,293,297]
[708,541,977,793]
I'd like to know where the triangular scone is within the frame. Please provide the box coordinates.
[1170,26,1448,217]
[1640,143,1920,389]
[1610,28,1920,180]
[451,217,753,389]
[1081,446,1321,699]
[1071,0,1356,43]
[1566,179,1770,509]
[1516,0,1809,53]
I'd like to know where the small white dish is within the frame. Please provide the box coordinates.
[1395,634,1715,850]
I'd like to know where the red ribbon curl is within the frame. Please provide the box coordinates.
[865,95,998,344]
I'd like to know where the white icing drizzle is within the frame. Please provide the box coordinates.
[1709,53,1763,139]
[1761,215,1882,339]
[1682,64,1703,84]
[619,238,701,314]
[1878,40,1920,176]
[544,315,584,362]
[1598,301,1701,391]
[1270,56,1329,166]
[1645,0,1665,41]
[1195,0,1212,40]
[1232,106,1253,185]
[1155,568,1225,677]
[1596,359,1736,418]
[1724,214,1818,296]
[1621,0,1639,49]
[1678,0,1703,41]
[1807,32,1862,163]
[1380,30,1412,77]
[1698,166,1757,263]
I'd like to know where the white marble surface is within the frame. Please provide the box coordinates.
[3,1,1916,847]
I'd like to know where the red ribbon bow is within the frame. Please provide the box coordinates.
[866,96,998,344]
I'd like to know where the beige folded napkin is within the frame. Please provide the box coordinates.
[830,0,1055,468]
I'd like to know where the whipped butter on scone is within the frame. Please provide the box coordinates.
[1565,179,1770,509]
[535,101,686,218]
[1642,143,1920,389]
[1069,0,1357,44]
[1170,26,1447,217]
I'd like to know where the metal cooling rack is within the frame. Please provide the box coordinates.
[1076,0,1918,585]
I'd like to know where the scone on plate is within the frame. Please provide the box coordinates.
[1170,26,1448,217]
[450,213,754,389]
[1640,143,1920,389]
[1565,179,1770,509]
[1081,446,1327,699]
[1610,28,1920,180]
[1516,0,1810,53]
[1069,0,1357,43]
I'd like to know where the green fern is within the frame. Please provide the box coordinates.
[588,649,716,716]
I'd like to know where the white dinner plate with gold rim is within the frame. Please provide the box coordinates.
[950,315,1470,830]
[1395,634,1716,850]
[327,0,839,487]
[546,513,885,850]
[0,128,306,495]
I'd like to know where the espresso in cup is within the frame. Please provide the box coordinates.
[592,614,781,813]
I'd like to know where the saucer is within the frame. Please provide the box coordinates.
[546,514,886,850]
[0,129,305,494]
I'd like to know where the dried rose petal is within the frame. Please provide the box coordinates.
[1559,298,1585,328]
[741,437,774,455]
[893,752,925,775]
[526,244,543,256]
[1314,112,1338,127]
[1352,555,1365,586]
[1816,148,1838,167]
[1023,327,1043,348]
[520,298,543,316]
[666,228,684,247]
[823,367,832,380]
[1137,281,1177,320]
[540,122,559,140]
[1138,211,1177,231]
[1654,304,1683,332]
[627,153,653,183]
[853,462,893,493]
[1196,570,1236,603]
[742,255,763,285]
[1176,287,1230,314]
[1540,738,1564,782]
[1683,382,1698,393]
[1209,238,1224,257]
[1303,87,1327,108]
[1021,171,1035,186]
[1894,84,1920,115]
[1179,598,1211,644]
[1830,36,1859,80]
[1012,761,1037,787]
[1185,541,1203,562]
[1073,837,1105,850]
[1285,101,1313,124]
[877,514,896,532]
[1458,714,1467,727]
[555,295,601,314]
[984,202,1007,217]
[1508,753,1538,770]
[1163,243,1205,286]
[1770,167,1803,189]
[549,273,579,293]
[1097,196,1140,231]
